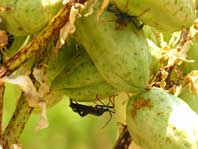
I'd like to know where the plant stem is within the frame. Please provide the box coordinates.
[1,28,65,147]
[2,93,33,148]
[0,84,4,146]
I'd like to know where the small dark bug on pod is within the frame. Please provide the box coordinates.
[107,3,144,30]
[69,96,116,126]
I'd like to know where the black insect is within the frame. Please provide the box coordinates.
[5,33,14,49]
[107,3,144,30]
[69,98,115,117]
[69,97,116,126]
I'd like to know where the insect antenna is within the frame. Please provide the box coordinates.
[96,95,117,128]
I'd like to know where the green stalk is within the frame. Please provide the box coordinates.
[2,94,33,147]
[1,26,68,147]
[0,84,4,145]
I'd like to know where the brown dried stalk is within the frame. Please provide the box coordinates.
[113,125,132,149]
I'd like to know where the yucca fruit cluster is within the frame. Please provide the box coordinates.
[1,0,198,148]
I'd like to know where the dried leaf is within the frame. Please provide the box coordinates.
[162,27,196,69]
[96,0,109,18]
[1,75,49,130]
[10,144,22,149]
[33,66,50,97]
[35,102,48,131]
[173,85,182,96]
[1,76,40,107]
[183,70,198,95]
[84,0,97,17]
[54,2,85,54]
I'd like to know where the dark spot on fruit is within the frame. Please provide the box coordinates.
[18,27,23,31]
[133,52,137,56]
[157,112,163,116]
[131,97,153,118]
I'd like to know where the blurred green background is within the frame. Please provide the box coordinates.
[21,97,118,149]
[3,83,120,149]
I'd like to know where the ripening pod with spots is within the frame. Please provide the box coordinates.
[126,87,198,149]
[50,46,118,102]
[112,0,196,32]
[0,0,62,36]
[75,2,151,93]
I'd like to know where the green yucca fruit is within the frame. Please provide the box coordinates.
[112,0,196,32]
[50,46,118,102]
[0,0,62,36]
[75,3,150,93]
[127,87,198,149]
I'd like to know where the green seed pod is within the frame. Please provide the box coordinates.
[127,87,198,149]
[50,47,118,102]
[147,39,161,75]
[181,36,198,75]
[51,50,104,89]
[40,40,77,107]
[0,0,62,36]
[112,0,196,32]
[178,37,198,112]
[75,3,150,93]
[50,38,160,102]
[53,82,117,102]
[45,43,77,87]
[143,25,161,47]
[177,70,198,114]
[179,85,198,113]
